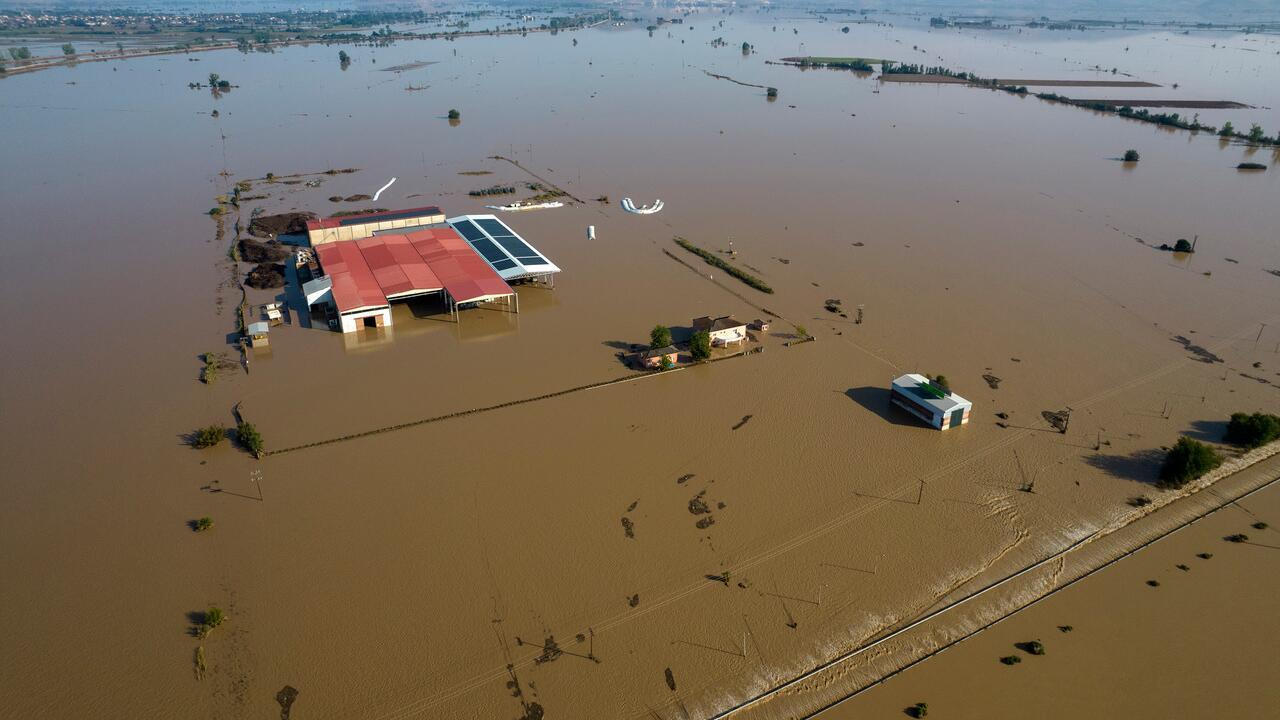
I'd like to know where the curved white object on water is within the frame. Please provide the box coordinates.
[484,201,565,212]
[372,177,396,202]
[621,197,663,214]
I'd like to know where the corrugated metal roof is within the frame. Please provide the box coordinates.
[355,233,442,298]
[314,241,392,314]
[305,206,443,232]
[314,226,513,314]
[405,226,514,304]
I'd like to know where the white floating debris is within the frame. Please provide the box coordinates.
[372,177,397,201]
[484,201,565,212]
[621,197,664,214]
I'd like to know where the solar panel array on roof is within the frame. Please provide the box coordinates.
[446,215,561,281]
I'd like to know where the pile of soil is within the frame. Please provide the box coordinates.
[249,211,317,238]
[245,263,286,289]
[238,238,291,263]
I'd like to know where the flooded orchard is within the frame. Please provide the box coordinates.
[1,8,1278,720]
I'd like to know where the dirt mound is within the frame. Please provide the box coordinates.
[245,263,286,289]
[238,238,291,264]
[249,212,316,238]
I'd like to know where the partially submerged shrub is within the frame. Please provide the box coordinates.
[1000,655,1022,665]
[192,425,226,449]
[1224,533,1249,543]
[690,330,711,361]
[906,702,929,718]
[236,421,264,457]
[1158,437,1222,489]
[196,606,226,638]
[194,517,214,532]
[1017,640,1045,655]
[1225,412,1280,449]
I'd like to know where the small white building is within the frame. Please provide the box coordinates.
[692,315,748,347]
[889,374,971,430]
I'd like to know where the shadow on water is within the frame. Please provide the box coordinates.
[1185,419,1228,443]
[1083,448,1166,485]
[844,386,928,428]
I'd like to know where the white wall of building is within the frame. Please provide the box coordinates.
[339,307,392,333]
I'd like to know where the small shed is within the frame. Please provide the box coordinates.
[247,321,271,348]
[889,374,971,430]
[635,345,679,369]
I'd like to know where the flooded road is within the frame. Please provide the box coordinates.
[1,10,1278,719]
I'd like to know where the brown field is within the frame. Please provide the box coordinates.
[1074,99,1251,109]
[988,79,1161,87]
[880,73,970,83]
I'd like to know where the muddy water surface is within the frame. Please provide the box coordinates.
[1,10,1278,720]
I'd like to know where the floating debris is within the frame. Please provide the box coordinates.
[621,197,664,214]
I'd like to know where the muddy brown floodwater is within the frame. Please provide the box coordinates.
[1,9,1278,720]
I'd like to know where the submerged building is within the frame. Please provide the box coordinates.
[303,208,559,333]
[305,206,446,246]
[889,374,971,430]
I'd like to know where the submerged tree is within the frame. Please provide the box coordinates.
[650,324,672,349]
[1247,123,1266,143]
[61,43,76,56]
[1123,149,1140,162]
[1159,437,1222,489]
[1225,412,1280,449]
[1219,121,1235,137]
[338,50,350,66]
[690,331,712,360]
[447,108,461,120]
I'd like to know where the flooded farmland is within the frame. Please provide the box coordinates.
[1,7,1278,720]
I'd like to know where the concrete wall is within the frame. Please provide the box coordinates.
[308,212,446,246]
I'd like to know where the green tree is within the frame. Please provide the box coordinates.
[650,324,672,349]
[192,425,226,449]
[1219,121,1234,137]
[1225,412,1280,449]
[658,355,675,371]
[1123,149,1140,162]
[338,50,350,64]
[1159,437,1222,489]
[194,517,214,532]
[1173,238,1193,252]
[690,330,712,360]
[236,421,264,458]
[447,108,461,120]
[1247,123,1265,143]
[932,374,951,391]
[9,47,32,61]
[794,324,808,339]
[208,72,220,87]
[61,43,76,56]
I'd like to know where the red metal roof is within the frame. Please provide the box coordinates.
[405,227,514,304]
[314,225,512,314]
[314,242,390,314]
[355,234,442,298]
[305,206,443,232]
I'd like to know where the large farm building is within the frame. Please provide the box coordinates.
[300,207,559,333]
